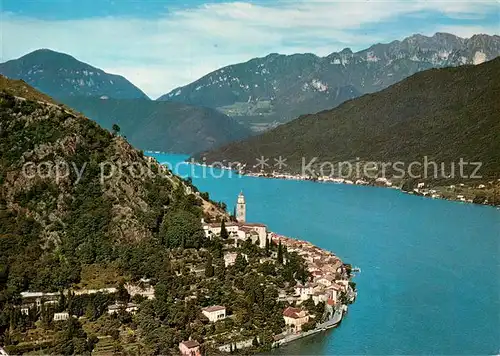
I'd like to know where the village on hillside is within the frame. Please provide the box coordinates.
[5,192,356,355]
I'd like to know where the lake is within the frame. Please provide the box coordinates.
[150,153,500,355]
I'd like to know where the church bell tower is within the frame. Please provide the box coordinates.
[236,191,246,223]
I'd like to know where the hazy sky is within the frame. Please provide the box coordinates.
[1,0,499,98]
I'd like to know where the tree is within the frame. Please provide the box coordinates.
[51,318,94,355]
[215,258,226,281]
[301,320,316,332]
[277,240,283,264]
[220,220,229,240]
[234,253,247,273]
[211,237,223,259]
[58,291,67,312]
[265,237,270,255]
[205,254,214,278]
[302,297,316,314]
[117,280,130,304]
[252,336,259,347]
[160,210,204,249]
[473,192,487,204]
[112,123,121,135]
[40,304,54,328]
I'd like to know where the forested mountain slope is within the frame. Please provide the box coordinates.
[61,96,253,154]
[197,58,500,184]
[0,77,227,295]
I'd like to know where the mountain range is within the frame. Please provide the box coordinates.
[1,32,499,155]
[159,33,500,131]
[0,50,252,153]
[195,58,500,185]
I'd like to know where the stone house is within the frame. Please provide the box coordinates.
[282,307,310,332]
[107,302,139,315]
[179,340,201,356]
[201,305,227,322]
[53,312,70,321]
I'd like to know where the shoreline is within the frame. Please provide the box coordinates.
[240,171,500,208]
[262,232,357,353]
[144,153,499,208]
[188,157,499,208]
[213,228,357,354]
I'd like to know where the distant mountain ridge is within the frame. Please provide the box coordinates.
[159,33,500,130]
[0,49,149,99]
[0,50,253,154]
[196,58,500,185]
[60,96,253,154]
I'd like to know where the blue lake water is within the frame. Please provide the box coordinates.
[150,153,500,355]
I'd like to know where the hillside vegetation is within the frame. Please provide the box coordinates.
[0,75,58,104]
[197,58,500,184]
[0,77,228,294]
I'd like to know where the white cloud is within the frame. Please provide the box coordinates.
[1,0,498,98]
[434,25,500,38]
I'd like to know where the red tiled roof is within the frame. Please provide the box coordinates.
[329,283,342,290]
[181,340,200,349]
[283,307,305,319]
[202,305,225,313]
[206,222,238,228]
[240,222,267,227]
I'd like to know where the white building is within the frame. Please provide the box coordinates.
[236,223,268,248]
[53,312,70,321]
[202,305,227,322]
[335,280,349,292]
[73,287,117,295]
[203,221,240,239]
[203,220,268,246]
[224,252,238,267]
[312,291,328,305]
[108,303,139,315]
[202,192,268,248]
[19,291,59,313]
[126,284,155,300]
[295,284,314,301]
[325,284,342,303]
[316,277,333,287]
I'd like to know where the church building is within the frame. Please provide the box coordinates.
[236,191,246,223]
[202,192,268,248]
